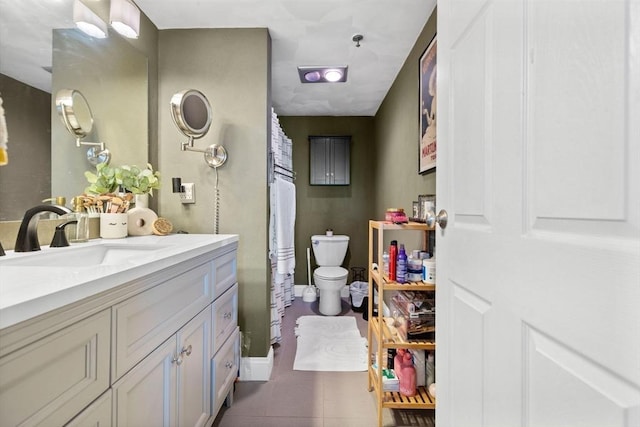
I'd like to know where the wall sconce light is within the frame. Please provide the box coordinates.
[73,0,107,39]
[110,0,141,39]
[297,66,348,83]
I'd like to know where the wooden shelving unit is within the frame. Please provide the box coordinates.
[367,220,436,426]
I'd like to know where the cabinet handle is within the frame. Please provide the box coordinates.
[172,355,183,365]
[181,344,193,357]
[224,312,232,320]
[225,361,233,369]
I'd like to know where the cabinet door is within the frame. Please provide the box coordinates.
[112,338,177,427]
[177,306,211,427]
[330,137,350,185]
[0,310,110,427]
[309,137,329,184]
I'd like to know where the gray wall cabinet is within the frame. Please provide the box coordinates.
[309,136,351,185]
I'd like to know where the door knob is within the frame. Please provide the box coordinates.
[426,209,448,229]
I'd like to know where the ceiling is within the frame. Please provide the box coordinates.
[0,0,435,116]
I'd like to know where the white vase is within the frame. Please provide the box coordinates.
[100,213,128,239]
[127,194,158,236]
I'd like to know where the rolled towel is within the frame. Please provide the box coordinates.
[0,94,8,166]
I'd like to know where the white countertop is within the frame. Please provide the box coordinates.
[0,234,238,330]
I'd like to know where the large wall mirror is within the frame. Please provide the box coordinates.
[0,1,149,221]
[51,28,148,202]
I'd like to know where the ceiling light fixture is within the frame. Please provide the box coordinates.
[110,0,140,39]
[73,0,107,39]
[297,66,348,84]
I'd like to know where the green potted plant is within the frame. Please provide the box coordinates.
[85,163,161,196]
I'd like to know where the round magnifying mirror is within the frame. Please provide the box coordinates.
[55,89,94,139]
[170,89,212,139]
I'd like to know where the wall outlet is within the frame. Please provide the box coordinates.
[180,183,195,204]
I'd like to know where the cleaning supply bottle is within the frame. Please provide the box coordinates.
[64,196,89,243]
[399,351,417,397]
[389,240,398,281]
[394,348,406,381]
[396,243,407,283]
[426,351,435,387]
[382,251,389,277]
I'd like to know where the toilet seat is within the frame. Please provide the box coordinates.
[314,266,348,280]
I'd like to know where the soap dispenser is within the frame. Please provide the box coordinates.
[64,196,89,243]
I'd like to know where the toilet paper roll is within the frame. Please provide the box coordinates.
[127,207,158,236]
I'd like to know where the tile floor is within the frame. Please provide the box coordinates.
[213,296,435,427]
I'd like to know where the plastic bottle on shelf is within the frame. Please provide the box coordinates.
[426,351,435,387]
[382,251,390,277]
[399,351,417,397]
[396,243,407,283]
[394,348,406,381]
[389,240,398,281]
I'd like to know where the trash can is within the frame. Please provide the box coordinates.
[350,281,368,312]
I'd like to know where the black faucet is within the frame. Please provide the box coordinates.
[14,204,72,252]
[50,220,78,248]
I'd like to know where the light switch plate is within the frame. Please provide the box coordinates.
[180,183,195,204]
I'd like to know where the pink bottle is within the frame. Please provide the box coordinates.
[394,349,406,381]
[399,351,417,397]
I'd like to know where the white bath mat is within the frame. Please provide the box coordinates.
[293,315,368,372]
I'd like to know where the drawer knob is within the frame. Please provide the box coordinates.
[225,361,233,369]
[223,312,232,320]
[172,355,183,365]
[181,344,193,357]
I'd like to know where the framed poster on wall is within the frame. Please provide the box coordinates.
[419,35,437,174]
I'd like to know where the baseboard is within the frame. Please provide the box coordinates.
[239,346,273,381]
[294,284,350,298]
[294,284,306,297]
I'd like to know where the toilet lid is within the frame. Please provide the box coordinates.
[314,266,349,280]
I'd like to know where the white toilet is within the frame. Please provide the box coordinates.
[311,234,350,316]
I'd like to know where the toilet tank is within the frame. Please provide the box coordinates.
[311,235,349,266]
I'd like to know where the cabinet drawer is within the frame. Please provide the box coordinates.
[211,283,238,355]
[0,310,111,427]
[213,249,237,298]
[211,327,239,416]
[112,262,212,380]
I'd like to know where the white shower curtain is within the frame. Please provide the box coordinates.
[269,175,296,344]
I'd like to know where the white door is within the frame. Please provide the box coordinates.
[436,1,640,426]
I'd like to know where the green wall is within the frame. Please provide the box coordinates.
[373,9,437,248]
[278,117,376,285]
[157,28,271,357]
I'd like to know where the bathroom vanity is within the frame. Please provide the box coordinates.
[0,234,239,427]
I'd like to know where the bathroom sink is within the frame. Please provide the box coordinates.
[0,243,168,267]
